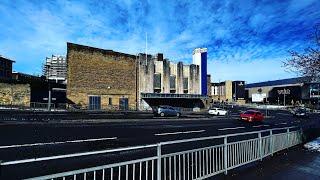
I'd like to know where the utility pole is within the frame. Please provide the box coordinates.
[265,95,268,117]
[283,88,286,107]
[219,79,221,105]
[46,64,51,111]
[235,81,237,102]
[317,83,320,109]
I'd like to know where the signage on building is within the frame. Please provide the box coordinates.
[277,89,290,95]
[252,93,266,102]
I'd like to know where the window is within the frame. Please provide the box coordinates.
[109,98,112,105]
[154,73,161,89]
[183,78,188,90]
[170,75,176,89]
[119,98,129,110]
[89,96,101,110]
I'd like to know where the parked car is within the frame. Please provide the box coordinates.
[292,108,309,118]
[208,108,228,116]
[153,106,181,117]
[240,110,264,122]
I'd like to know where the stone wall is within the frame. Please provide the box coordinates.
[0,83,30,106]
[176,62,184,94]
[67,43,137,110]
[225,80,233,101]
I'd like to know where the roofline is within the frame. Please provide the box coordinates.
[67,42,137,59]
[0,55,15,63]
[245,83,304,89]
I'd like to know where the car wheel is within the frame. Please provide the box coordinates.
[217,112,220,116]
[160,112,165,117]
[177,113,181,118]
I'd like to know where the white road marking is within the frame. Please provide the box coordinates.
[218,127,245,131]
[0,137,117,149]
[275,122,288,125]
[155,130,206,136]
[277,113,291,116]
[252,125,270,128]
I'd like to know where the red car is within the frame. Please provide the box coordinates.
[240,110,264,122]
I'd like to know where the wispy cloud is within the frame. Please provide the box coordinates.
[0,0,319,82]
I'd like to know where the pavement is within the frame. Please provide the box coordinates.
[0,107,319,179]
[215,146,320,180]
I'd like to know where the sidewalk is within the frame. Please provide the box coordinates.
[218,146,320,180]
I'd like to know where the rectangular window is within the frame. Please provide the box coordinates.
[170,75,176,89]
[109,98,112,105]
[183,78,188,90]
[154,73,161,89]
[89,96,101,110]
[119,98,129,110]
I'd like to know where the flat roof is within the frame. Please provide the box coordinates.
[246,77,309,88]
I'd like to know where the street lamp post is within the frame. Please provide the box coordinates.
[45,64,51,111]
[317,83,320,109]
[283,88,286,106]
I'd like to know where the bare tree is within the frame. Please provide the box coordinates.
[284,24,320,82]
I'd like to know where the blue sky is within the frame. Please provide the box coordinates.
[0,0,319,83]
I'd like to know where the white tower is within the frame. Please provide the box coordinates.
[192,48,208,96]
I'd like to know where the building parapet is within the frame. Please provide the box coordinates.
[141,93,207,99]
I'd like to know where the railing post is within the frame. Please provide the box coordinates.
[157,143,162,180]
[287,128,290,149]
[270,130,273,156]
[300,127,304,143]
[224,136,228,175]
[259,132,262,161]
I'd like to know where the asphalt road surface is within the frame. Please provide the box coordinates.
[0,107,319,179]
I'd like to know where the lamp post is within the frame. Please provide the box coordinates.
[218,79,221,104]
[45,64,51,111]
[283,88,286,106]
[317,83,320,109]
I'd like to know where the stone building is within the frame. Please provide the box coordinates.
[66,42,207,110]
[210,80,245,104]
[66,42,137,110]
[137,53,203,110]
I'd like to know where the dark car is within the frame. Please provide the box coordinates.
[292,108,308,118]
[153,106,181,117]
[240,110,264,122]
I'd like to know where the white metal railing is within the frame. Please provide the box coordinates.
[1,127,303,180]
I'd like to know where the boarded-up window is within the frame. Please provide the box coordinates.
[154,73,161,89]
[170,75,176,89]
[183,78,188,90]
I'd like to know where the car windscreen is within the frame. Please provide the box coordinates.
[244,111,255,115]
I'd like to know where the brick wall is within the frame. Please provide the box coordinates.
[66,43,137,110]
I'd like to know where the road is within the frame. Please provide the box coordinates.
[0,107,319,179]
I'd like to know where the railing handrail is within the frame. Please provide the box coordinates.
[159,126,297,145]
[0,126,297,166]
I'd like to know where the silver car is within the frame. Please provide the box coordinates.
[153,106,181,117]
